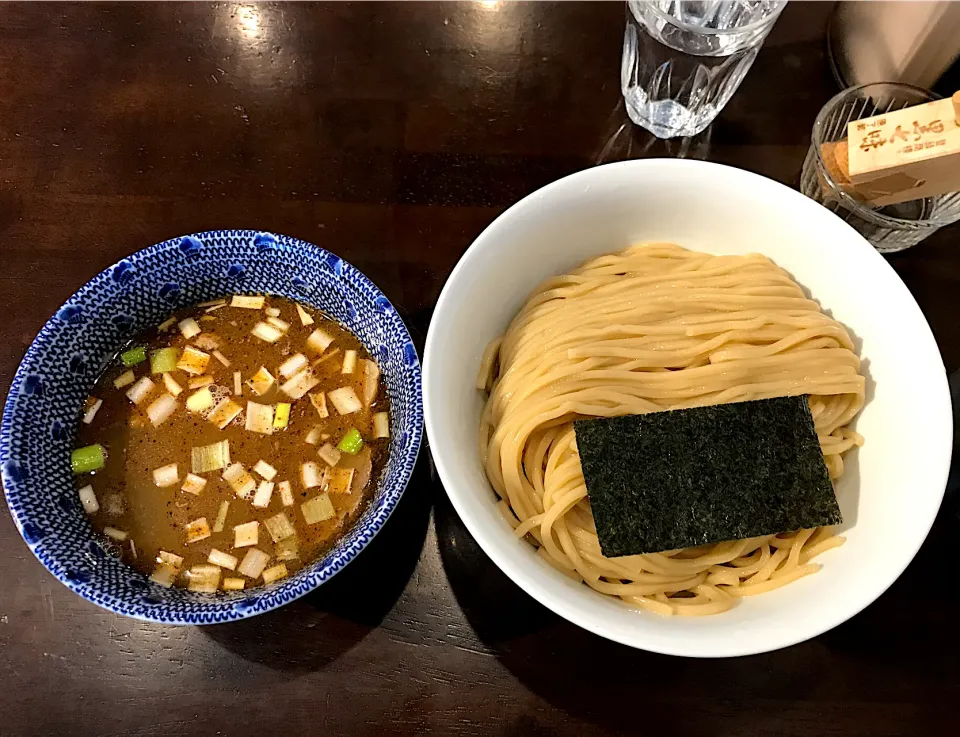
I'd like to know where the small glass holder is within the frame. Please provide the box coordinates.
[800,82,960,253]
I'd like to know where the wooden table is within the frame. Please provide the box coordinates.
[1,3,958,736]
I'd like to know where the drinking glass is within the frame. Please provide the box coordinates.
[621,0,786,139]
[800,83,960,253]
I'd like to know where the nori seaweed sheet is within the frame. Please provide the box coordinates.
[574,396,842,558]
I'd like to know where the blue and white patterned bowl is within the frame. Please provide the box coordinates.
[0,230,422,624]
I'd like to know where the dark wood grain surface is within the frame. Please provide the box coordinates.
[2,3,958,736]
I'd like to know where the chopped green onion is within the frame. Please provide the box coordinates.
[71,444,105,474]
[120,346,147,367]
[150,347,180,374]
[337,428,364,455]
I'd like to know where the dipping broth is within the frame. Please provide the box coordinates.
[72,295,390,592]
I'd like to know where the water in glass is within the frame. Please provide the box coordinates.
[621,1,785,138]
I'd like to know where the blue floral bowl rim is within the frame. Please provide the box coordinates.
[0,229,423,624]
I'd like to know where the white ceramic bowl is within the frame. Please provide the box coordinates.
[423,159,952,657]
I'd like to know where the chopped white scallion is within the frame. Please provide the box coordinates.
[326,467,355,495]
[209,397,243,429]
[188,375,214,389]
[373,412,390,439]
[104,526,129,542]
[185,517,212,544]
[213,500,230,533]
[153,463,180,488]
[275,536,299,561]
[301,461,323,489]
[266,316,290,333]
[114,370,136,389]
[247,366,275,396]
[306,328,334,353]
[309,392,329,418]
[159,550,184,569]
[162,372,184,397]
[82,397,103,425]
[251,322,284,343]
[301,494,336,525]
[265,306,281,318]
[280,368,320,400]
[318,443,341,467]
[178,317,202,339]
[126,376,155,405]
[362,360,380,406]
[223,463,256,499]
[207,548,239,571]
[176,346,211,375]
[186,387,215,413]
[252,480,275,508]
[313,348,341,369]
[305,426,324,445]
[231,295,265,309]
[223,577,245,591]
[278,353,308,379]
[245,402,275,435]
[149,563,178,588]
[278,480,294,507]
[342,350,357,375]
[261,564,288,584]
[181,473,207,496]
[198,298,227,309]
[186,564,221,593]
[237,548,270,579]
[295,304,314,326]
[146,393,178,426]
[78,484,99,514]
[157,316,177,332]
[191,439,230,474]
[233,371,242,396]
[194,333,221,351]
[212,350,231,367]
[328,386,362,415]
[253,459,277,481]
[264,512,296,543]
[233,520,259,548]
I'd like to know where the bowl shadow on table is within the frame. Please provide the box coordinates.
[201,451,434,672]
[433,492,753,735]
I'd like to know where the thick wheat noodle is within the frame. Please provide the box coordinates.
[478,244,865,616]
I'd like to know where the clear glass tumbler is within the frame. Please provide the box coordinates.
[621,1,786,139]
[800,83,960,253]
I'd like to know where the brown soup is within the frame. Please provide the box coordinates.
[72,295,390,592]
